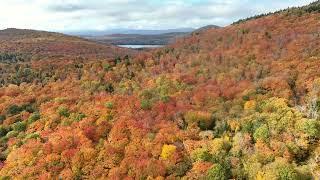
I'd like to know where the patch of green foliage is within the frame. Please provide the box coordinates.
[253,124,270,142]
[0,115,5,123]
[141,99,152,110]
[105,102,114,109]
[6,103,36,116]
[27,112,41,124]
[207,164,228,180]
[58,106,70,117]
[12,121,27,132]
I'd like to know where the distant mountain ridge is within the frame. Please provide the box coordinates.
[67,28,195,36]
[86,32,190,45]
[194,25,220,31]
[81,25,220,45]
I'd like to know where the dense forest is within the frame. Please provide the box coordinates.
[0,1,320,179]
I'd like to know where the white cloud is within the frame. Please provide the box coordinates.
[0,0,316,32]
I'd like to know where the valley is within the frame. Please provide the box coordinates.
[82,26,220,47]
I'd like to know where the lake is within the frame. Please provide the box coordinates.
[117,45,164,49]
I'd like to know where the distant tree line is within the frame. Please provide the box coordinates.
[233,1,320,25]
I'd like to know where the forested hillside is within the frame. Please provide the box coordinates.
[0,28,135,86]
[0,28,133,59]
[0,1,319,179]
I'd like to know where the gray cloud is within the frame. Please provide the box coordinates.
[0,0,316,32]
[48,4,88,12]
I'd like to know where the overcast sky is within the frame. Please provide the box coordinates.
[0,0,315,32]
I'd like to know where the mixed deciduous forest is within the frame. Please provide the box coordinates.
[0,1,320,179]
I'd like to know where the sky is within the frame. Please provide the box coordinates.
[0,0,316,32]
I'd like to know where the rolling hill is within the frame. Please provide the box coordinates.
[0,28,136,86]
[0,1,319,179]
[0,28,134,60]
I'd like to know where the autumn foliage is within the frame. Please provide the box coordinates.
[0,2,320,179]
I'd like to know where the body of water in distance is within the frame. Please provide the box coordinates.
[117,45,164,49]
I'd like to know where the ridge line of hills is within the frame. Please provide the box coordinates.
[80,25,221,46]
